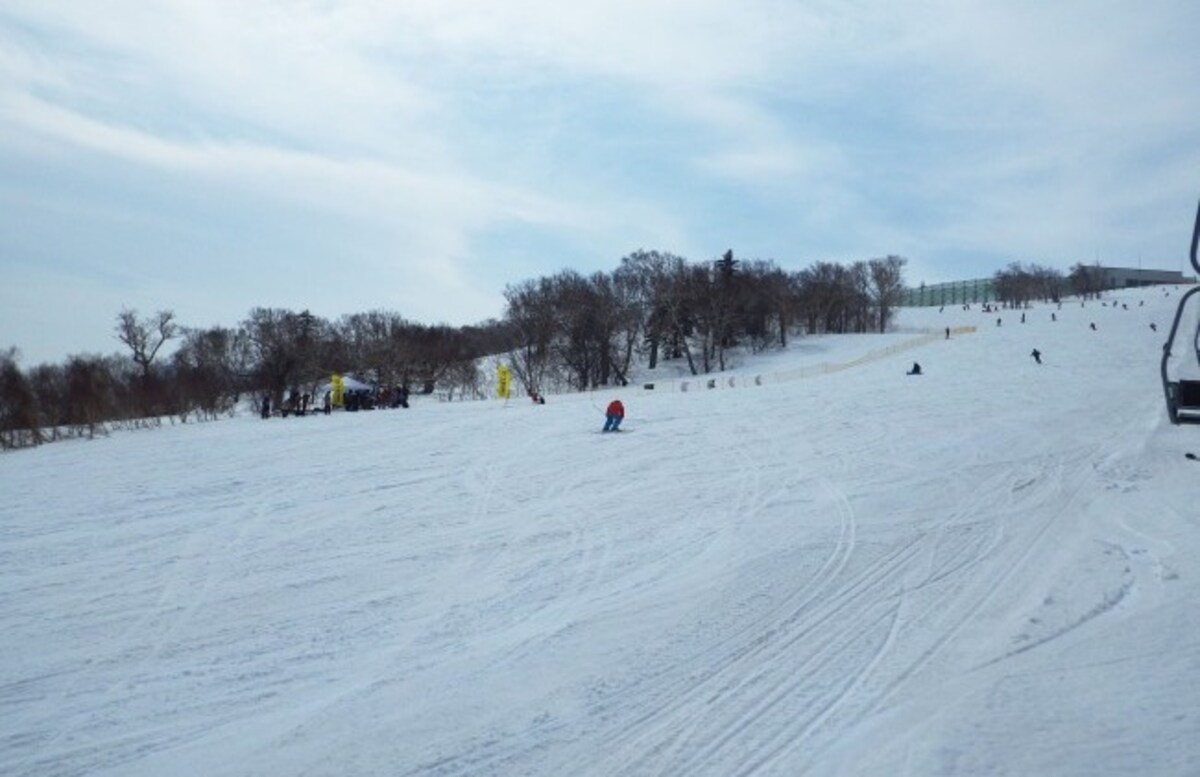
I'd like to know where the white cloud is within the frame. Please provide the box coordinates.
[1,0,1198,361]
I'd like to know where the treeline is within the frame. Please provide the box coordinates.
[993,262,1106,307]
[1,250,908,450]
[0,309,507,449]
[505,252,907,394]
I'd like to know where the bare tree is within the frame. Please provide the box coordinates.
[504,277,561,396]
[172,326,248,420]
[656,254,700,375]
[614,250,684,370]
[65,354,116,439]
[0,348,42,449]
[994,262,1036,308]
[867,255,907,333]
[553,270,605,390]
[439,359,484,401]
[738,260,794,351]
[115,308,178,380]
[242,308,327,406]
[609,266,644,384]
[1068,263,1105,299]
[797,262,844,334]
[1028,264,1065,302]
[688,263,721,373]
[404,323,477,394]
[114,308,179,418]
[333,310,408,388]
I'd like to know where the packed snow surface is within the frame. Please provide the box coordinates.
[3,287,1199,776]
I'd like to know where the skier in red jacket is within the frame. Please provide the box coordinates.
[603,399,625,432]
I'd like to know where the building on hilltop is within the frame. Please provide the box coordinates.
[1098,266,1195,289]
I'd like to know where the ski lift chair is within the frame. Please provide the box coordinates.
[1161,199,1200,424]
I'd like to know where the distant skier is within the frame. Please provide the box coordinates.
[1051,313,1057,322]
[907,362,922,375]
[945,327,950,339]
[1090,322,1097,331]
[603,399,625,432]
[1150,323,1158,332]
[1031,348,1042,364]
[260,394,271,420]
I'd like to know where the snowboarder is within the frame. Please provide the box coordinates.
[907,362,922,375]
[603,399,625,432]
[1031,348,1042,364]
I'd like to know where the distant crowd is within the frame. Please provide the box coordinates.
[260,385,411,419]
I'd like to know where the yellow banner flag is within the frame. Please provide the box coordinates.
[331,374,345,408]
[497,364,511,399]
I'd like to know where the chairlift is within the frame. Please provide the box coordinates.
[1160,199,1200,423]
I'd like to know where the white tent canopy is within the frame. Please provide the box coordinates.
[317,375,374,395]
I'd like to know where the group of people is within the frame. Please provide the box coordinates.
[259,384,412,419]
[260,390,333,419]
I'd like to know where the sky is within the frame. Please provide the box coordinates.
[2,0,1198,365]
[3,286,1198,775]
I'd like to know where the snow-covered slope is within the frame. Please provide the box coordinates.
[3,286,1198,777]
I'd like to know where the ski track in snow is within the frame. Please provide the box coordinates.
[3,286,1200,776]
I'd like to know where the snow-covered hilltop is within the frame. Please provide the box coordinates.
[3,285,1198,776]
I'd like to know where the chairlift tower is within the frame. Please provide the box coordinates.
[1161,199,1200,423]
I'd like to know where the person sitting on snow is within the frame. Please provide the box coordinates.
[907,362,922,375]
[603,399,625,432]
